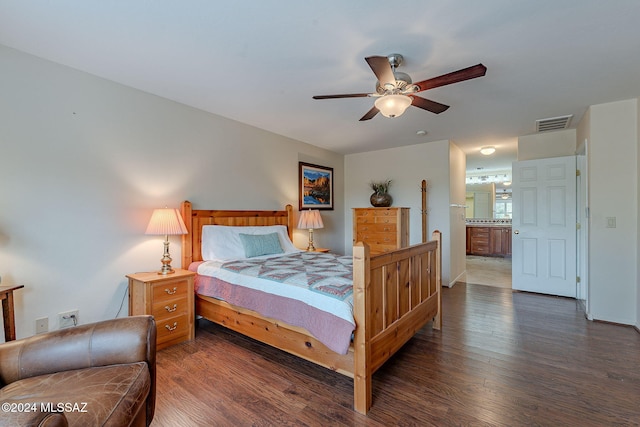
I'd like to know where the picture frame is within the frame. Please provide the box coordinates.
[299,162,334,210]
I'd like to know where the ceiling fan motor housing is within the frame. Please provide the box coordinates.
[376,71,413,94]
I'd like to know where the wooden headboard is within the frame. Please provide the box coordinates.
[180,201,295,269]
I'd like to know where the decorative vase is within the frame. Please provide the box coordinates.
[370,192,392,207]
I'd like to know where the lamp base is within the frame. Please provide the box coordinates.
[157,265,176,275]
[306,229,316,251]
[157,237,176,274]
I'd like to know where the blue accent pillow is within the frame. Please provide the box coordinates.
[238,233,284,258]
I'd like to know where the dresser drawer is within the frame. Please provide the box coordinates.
[152,279,190,303]
[355,215,398,225]
[368,243,398,254]
[355,232,395,245]
[355,223,396,233]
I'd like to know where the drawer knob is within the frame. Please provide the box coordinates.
[164,304,178,313]
[164,287,178,295]
[165,322,178,332]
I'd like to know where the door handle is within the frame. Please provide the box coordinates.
[514,230,520,234]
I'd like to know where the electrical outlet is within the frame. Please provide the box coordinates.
[58,310,79,329]
[35,317,48,334]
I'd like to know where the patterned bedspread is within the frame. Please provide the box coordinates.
[220,252,353,301]
[194,251,356,354]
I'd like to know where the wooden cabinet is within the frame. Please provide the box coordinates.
[127,269,195,350]
[467,226,511,257]
[489,227,512,256]
[468,226,491,255]
[353,207,409,255]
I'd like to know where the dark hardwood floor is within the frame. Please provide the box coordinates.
[152,284,640,426]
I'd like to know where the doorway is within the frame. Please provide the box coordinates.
[465,168,513,289]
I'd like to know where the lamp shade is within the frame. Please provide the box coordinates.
[297,210,324,230]
[145,208,188,235]
[374,94,412,118]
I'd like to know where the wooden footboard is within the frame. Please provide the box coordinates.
[352,231,441,413]
[180,201,441,414]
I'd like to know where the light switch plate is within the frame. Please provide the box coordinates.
[606,217,616,228]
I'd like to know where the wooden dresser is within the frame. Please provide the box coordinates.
[353,207,410,255]
[127,269,195,350]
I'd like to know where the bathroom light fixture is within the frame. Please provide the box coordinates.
[480,146,496,155]
[374,94,412,118]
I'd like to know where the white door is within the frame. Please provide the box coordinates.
[512,156,577,297]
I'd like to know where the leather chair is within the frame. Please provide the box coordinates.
[0,315,156,427]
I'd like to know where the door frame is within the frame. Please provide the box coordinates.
[576,139,591,318]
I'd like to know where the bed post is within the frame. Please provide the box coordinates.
[285,204,294,242]
[432,230,442,330]
[352,241,371,414]
[180,201,193,270]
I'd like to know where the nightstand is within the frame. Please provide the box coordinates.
[311,248,330,253]
[127,269,195,350]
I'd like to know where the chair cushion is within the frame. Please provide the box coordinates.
[0,362,149,427]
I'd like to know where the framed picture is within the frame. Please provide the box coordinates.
[299,162,334,210]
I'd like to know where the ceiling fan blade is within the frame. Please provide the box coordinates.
[313,93,370,99]
[410,96,450,114]
[365,56,396,87]
[359,106,379,121]
[413,63,487,92]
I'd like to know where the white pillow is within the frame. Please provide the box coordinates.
[201,225,299,261]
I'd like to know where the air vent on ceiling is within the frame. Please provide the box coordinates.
[535,114,573,132]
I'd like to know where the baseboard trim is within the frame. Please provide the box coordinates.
[449,270,466,288]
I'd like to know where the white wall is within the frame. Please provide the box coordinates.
[586,99,638,324]
[0,45,344,340]
[518,129,577,160]
[449,143,466,285]
[344,140,461,286]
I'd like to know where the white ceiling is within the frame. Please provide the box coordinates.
[2,1,640,174]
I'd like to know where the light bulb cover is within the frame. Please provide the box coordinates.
[480,146,496,155]
[374,94,412,118]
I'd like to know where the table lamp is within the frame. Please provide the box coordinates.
[145,208,188,274]
[297,210,323,251]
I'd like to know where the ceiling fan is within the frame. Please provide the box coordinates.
[312,54,487,121]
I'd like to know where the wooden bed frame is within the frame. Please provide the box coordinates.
[180,200,442,414]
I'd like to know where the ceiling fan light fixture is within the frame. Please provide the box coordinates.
[374,94,412,118]
[480,146,496,155]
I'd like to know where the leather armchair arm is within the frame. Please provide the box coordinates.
[0,410,68,427]
[0,315,156,387]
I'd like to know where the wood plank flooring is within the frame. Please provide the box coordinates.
[152,284,640,426]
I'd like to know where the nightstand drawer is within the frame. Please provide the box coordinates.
[156,313,190,346]
[152,295,188,320]
[152,279,190,303]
